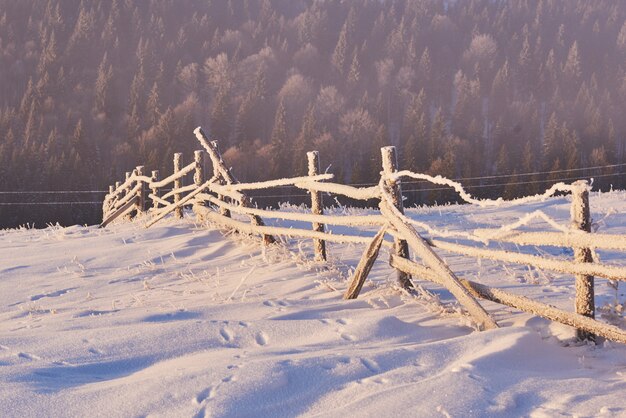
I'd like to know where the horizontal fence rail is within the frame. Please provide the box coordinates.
[100,126,626,344]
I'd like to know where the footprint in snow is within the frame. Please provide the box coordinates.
[360,358,380,373]
[336,318,350,325]
[222,375,236,383]
[17,352,41,361]
[193,387,216,405]
[255,332,269,346]
[220,327,233,343]
[341,333,356,341]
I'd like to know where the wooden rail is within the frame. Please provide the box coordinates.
[100,126,626,344]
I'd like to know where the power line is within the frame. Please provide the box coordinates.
[0,201,103,206]
[0,190,108,195]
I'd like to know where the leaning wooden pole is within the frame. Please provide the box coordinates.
[380,199,498,330]
[390,255,626,344]
[193,127,275,245]
[307,151,327,262]
[344,226,387,299]
[381,146,412,289]
[174,153,183,219]
[571,180,595,342]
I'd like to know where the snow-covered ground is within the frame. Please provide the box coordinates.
[2,191,626,417]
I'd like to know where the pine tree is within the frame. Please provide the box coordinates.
[146,82,161,127]
[94,53,114,116]
[270,100,288,177]
[563,41,582,88]
[347,49,360,86]
[331,22,348,75]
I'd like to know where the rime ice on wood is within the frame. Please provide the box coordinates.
[571,180,595,342]
[390,255,626,344]
[381,146,411,289]
[379,198,498,331]
[150,170,160,209]
[308,151,326,262]
[136,166,146,214]
[194,127,275,245]
[194,150,205,187]
[173,153,183,219]
[344,226,387,300]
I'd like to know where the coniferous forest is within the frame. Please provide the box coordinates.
[1,0,625,227]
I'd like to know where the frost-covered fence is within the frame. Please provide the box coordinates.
[101,126,626,344]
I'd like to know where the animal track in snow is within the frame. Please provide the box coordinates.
[17,352,41,361]
[193,387,216,405]
[360,358,380,373]
[255,332,269,346]
[220,327,233,343]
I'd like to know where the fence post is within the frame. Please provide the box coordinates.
[381,146,412,289]
[307,151,327,262]
[150,170,160,209]
[211,140,231,218]
[174,153,183,219]
[124,171,133,220]
[136,166,146,214]
[104,185,114,217]
[194,150,205,186]
[571,180,595,342]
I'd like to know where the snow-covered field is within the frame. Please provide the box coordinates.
[2,191,626,417]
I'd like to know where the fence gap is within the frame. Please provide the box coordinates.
[381,146,412,289]
[174,153,183,219]
[571,180,595,342]
[307,151,327,262]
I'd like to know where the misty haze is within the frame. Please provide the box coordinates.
[1,0,624,226]
[2,1,626,418]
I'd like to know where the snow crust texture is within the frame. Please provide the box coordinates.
[2,192,626,417]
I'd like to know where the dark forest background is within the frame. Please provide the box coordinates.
[1,0,626,227]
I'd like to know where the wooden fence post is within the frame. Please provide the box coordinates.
[381,146,412,289]
[136,166,146,214]
[194,150,205,186]
[174,153,183,219]
[571,180,595,342]
[210,140,231,219]
[307,151,327,261]
[104,185,114,217]
[124,171,133,220]
[150,170,160,209]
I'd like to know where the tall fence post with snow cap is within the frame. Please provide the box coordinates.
[571,180,595,342]
[210,140,231,219]
[151,170,160,209]
[174,153,183,219]
[124,171,133,220]
[308,151,327,262]
[194,150,205,187]
[381,146,412,289]
[136,166,146,214]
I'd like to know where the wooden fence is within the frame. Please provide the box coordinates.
[101,126,626,344]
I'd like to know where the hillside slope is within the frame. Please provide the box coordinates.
[1,192,626,417]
